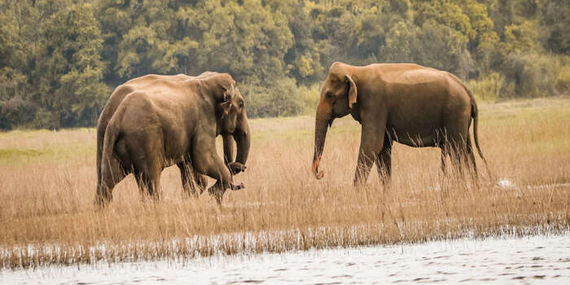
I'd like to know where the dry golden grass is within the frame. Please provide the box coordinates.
[1,97,569,268]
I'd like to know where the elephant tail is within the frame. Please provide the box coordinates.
[446,72,492,180]
[446,72,488,162]
[470,99,494,182]
[96,123,104,188]
[470,100,487,163]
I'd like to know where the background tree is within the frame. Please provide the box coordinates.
[0,0,568,129]
[0,0,38,129]
[32,3,108,128]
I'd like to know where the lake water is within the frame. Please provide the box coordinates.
[2,234,570,284]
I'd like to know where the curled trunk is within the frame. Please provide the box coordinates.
[222,134,235,164]
[234,118,250,165]
[222,113,250,175]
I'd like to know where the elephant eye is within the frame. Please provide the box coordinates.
[325,92,333,99]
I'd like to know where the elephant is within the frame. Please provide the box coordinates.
[96,72,250,206]
[96,72,246,198]
[312,62,489,185]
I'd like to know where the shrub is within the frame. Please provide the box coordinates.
[556,57,570,95]
[299,83,321,115]
[468,72,504,102]
[0,97,37,130]
[501,53,560,98]
[31,109,60,130]
[240,76,303,118]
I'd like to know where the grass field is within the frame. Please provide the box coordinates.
[1,97,569,269]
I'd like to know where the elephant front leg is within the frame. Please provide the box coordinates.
[354,123,385,186]
[208,180,224,205]
[207,179,244,205]
[354,151,376,186]
[376,136,393,186]
[193,144,237,205]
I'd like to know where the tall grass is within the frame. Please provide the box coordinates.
[1,98,569,269]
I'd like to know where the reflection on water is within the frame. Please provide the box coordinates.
[2,234,570,284]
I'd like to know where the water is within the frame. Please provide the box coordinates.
[2,234,569,284]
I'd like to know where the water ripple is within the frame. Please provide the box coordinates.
[2,234,570,285]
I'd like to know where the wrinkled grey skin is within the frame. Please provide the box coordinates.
[313,62,489,185]
[96,72,250,206]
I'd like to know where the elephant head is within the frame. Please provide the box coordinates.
[313,62,357,179]
[213,77,251,175]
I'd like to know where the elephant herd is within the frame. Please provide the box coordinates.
[96,62,488,207]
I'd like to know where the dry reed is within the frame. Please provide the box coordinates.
[0,98,569,269]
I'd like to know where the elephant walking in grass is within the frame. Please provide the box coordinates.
[96,72,250,206]
[312,62,489,185]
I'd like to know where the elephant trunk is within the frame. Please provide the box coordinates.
[223,134,235,164]
[234,115,250,166]
[313,116,330,180]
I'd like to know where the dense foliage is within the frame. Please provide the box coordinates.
[0,0,568,129]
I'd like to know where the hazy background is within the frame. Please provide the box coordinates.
[1,0,568,130]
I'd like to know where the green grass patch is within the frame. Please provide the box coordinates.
[1,98,567,164]
[0,144,94,165]
[0,148,51,160]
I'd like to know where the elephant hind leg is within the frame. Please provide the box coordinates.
[440,145,449,175]
[462,135,482,189]
[442,135,466,178]
[445,133,481,183]
[97,161,129,208]
[132,154,163,201]
[178,162,208,198]
[178,162,195,197]
[195,173,208,194]
[135,168,161,201]
[451,143,464,176]
[126,132,164,201]
[465,135,478,178]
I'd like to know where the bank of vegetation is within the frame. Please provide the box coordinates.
[1,0,569,129]
[0,98,569,268]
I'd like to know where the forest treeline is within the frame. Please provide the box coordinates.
[0,0,569,129]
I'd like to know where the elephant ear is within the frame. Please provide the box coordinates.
[220,83,235,115]
[222,83,236,102]
[220,101,232,115]
[345,75,357,109]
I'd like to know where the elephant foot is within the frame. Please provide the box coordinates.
[207,181,244,205]
[208,184,225,205]
[212,190,224,205]
[230,182,245,191]
[228,162,247,174]
[196,176,208,194]
[95,197,110,209]
[95,188,113,209]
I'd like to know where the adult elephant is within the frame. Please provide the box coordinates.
[96,72,250,206]
[312,62,488,185]
[96,72,246,199]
